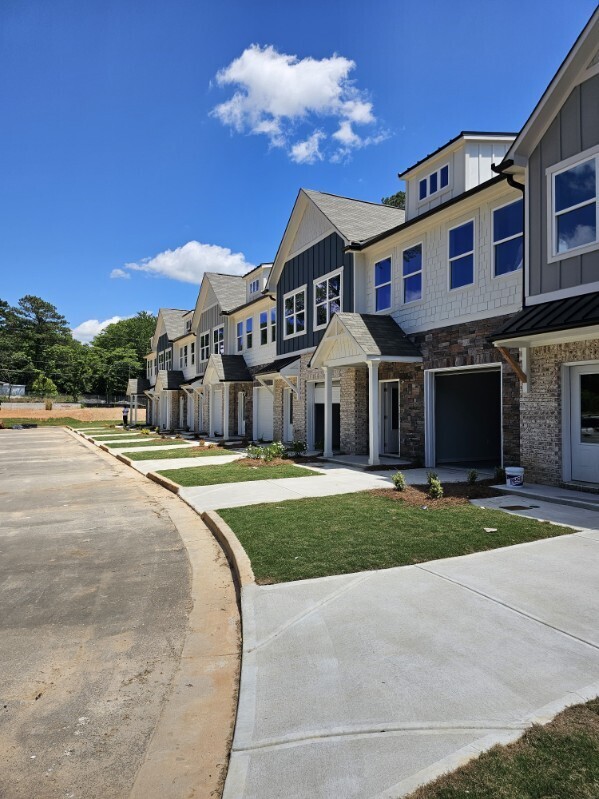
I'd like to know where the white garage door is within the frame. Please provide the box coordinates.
[256,386,274,441]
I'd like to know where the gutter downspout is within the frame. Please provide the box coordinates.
[492,159,526,308]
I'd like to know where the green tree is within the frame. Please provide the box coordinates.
[46,341,93,400]
[88,346,141,399]
[31,373,58,398]
[92,312,156,364]
[381,190,406,209]
[12,295,71,364]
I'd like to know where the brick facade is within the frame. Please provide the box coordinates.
[521,341,599,485]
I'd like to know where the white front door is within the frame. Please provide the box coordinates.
[212,388,223,436]
[283,388,294,442]
[381,381,400,455]
[570,364,599,483]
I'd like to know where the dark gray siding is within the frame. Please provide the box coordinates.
[157,333,170,354]
[199,304,222,334]
[276,233,354,355]
[529,73,599,297]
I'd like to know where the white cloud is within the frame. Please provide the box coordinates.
[110,268,130,279]
[117,240,253,284]
[71,316,125,344]
[290,131,325,164]
[211,44,386,163]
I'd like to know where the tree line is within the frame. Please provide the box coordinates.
[0,296,156,400]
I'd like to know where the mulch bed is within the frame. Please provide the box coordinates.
[371,480,502,508]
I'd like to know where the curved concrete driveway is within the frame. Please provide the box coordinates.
[0,428,237,799]
[225,528,599,798]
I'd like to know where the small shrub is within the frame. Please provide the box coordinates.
[246,444,264,460]
[267,441,286,460]
[494,465,506,483]
[426,470,438,486]
[428,477,444,499]
[467,469,478,485]
[291,440,307,456]
[140,428,153,436]
[392,471,407,491]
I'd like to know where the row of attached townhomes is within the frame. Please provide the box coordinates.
[128,9,599,489]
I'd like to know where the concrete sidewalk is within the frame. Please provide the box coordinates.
[225,531,599,799]
[130,452,243,475]
[180,466,481,512]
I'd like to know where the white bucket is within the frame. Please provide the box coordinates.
[505,466,524,487]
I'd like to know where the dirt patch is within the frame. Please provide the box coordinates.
[371,480,502,508]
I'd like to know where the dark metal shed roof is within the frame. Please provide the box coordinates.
[491,293,599,341]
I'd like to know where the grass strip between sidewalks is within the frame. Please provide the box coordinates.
[124,446,234,461]
[157,460,320,487]
[218,490,573,583]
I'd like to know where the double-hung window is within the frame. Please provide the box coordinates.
[199,333,210,362]
[403,244,423,303]
[493,199,523,276]
[190,342,195,365]
[246,317,253,349]
[551,153,598,257]
[179,345,188,369]
[158,352,165,370]
[165,349,172,370]
[314,270,342,330]
[449,220,474,289]
[374,258,391,311]
[270,308,276,341]
[260,311,268,345]
[236,321,243,352]
[283,287,306,338]
[212,325,224,355]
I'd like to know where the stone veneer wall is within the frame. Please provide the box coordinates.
[411,314,521,466]
[340,368,369,455]
[521,340,599,485]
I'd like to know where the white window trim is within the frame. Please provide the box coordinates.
[212,324,224,355]
[373,256,393,313]
[259,311,269,346]
[236,321,244,352]
[245,316,253,349]
[401,241,424,305]
[270,308,277,342]
[448,218,476,291]
[249,279,260,294]
[190,342,195,365]
[313,268,343,331]
[492,198,524,279]
[164,349,173,370]
[418,163,450,203]
[546,144,599,264]
[179,344,188,369]
[199,332,210,363]
[283,284,307,340]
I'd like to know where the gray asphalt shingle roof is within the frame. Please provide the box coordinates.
[207,274,246,312]
[304,190,405,244]
[157,370,185,389]
[159,309,191,341]
[126,377,150,395]
[336,313,422,359]
[211,355,253,382]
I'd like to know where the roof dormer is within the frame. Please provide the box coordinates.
[244,263,273,302]
[399,132,516,221]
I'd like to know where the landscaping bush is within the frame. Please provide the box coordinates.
[467,469,478,485]
[246,444,264,459]
[426,470,438,486]
[494,465,506,483]
[291,440,307,456]
[392,471,407,491]
[428,477,444,499]
[266,441,286,461]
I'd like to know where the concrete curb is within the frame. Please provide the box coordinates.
[117,454,133,466]
[147,470,181,494]
[201,510,255,587]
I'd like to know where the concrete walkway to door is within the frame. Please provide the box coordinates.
[224,528,599,798]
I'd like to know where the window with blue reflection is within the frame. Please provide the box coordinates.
[494,200,523,276]
[375,257,392,311]
[419,179,427,200]
[555,159,595,212]
[440,165,449,188]
[403,244,422,303]
[449,222,474,289]
[429,172,438,194]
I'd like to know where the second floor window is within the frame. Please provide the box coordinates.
[374,258,391,312]
[314,271,341,329]
[213,325,224,355]
[200,333,210,362]
[249,279,260,293]
[165,349,172,370]
[449,220,474,289]
[158,352,165,370]
[552,155,597,256]
[236,321,243,352]
[494,199,523,276]
[179,345,188,369]
[284,287,306,338]
[260,311,268,345]
[271,308,276,342]
[403,244,422,303]
[246,317,253,349]
[190,342,195,365]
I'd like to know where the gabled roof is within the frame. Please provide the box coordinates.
[206,273,246,312]
[491,292,599,343]
[156,370,185,390]
[207,354,253,383]
[157,308,191,341]
[224,294,275,316]
[499,7,599,169]
[304,189,405,243]
[127,377,150,395]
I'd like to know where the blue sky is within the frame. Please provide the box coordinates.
[1,0,596,340]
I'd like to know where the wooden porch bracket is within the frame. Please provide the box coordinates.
[497,346,527,383]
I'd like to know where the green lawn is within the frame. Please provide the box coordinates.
[90,431,143,439]
[0,417,118,428]
[407,698,599,799]
[218,491,573,583]
[124,446,232,461]
[157,461,320,487]
[103,437,189,448]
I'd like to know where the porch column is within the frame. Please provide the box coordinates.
[208,386,213,437]
[223,384,230,439]
[323,366,333,457]
[368,360,380,466]
[133,396,138,425]
[252,386,258,442]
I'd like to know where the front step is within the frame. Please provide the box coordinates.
[495,483,599,513]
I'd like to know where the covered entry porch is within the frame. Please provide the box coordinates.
[202,354,253,440]
[310,313,422,466]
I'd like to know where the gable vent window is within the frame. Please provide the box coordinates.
[418,164,450,201]
[551,155,598,256]
[493,199,523,276]
[249,279,260,294]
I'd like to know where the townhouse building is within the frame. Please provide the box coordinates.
[492,8,599,487]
